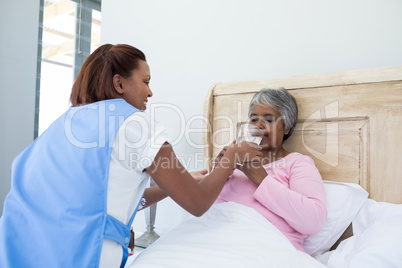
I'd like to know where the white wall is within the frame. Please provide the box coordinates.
[0,0,40,215]
[101,0,402,234]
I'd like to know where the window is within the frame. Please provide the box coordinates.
[37,0,101,136]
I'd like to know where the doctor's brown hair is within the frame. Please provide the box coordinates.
[70,44,146,106]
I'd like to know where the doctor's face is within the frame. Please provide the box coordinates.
[249,104,289,150]
[120,60,153,111]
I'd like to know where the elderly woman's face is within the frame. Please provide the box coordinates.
[249,104,290,149]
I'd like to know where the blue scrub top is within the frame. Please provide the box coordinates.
[0,99,142,268]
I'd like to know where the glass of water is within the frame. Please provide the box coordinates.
[236,123,263,145]
[236,123,262,167]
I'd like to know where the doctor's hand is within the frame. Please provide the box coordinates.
[237,161,268,186]
[213,141,235,176]
[213,140,236,169]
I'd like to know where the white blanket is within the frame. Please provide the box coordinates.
[127,202,325,268]
[321,199,402,268]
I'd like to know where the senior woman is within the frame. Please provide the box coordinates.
[214,88,327,252]
[0,44,262,268]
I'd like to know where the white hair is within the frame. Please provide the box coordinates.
[248,88,298,141]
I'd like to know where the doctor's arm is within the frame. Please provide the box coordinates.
[140,169,208,210]
[145,142,261,216]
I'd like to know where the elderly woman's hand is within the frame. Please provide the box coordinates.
[237,161,268,186]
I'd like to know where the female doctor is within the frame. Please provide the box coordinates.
[0,44,262,268]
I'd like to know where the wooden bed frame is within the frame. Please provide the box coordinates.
[203,65,402,204]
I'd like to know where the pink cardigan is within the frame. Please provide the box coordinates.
[215,152,327,252]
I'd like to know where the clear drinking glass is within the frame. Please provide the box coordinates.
[236,123,263,145]
[236,123,263,167]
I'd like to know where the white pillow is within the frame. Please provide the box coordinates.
[303,180,368,256]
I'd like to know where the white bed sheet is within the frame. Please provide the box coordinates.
[126,202,325,268]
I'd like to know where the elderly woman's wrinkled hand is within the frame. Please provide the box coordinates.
[237,161,268,186]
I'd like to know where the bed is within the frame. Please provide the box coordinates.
[127,66,402,267]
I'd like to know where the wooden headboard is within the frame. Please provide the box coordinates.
[203,66,402,204]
